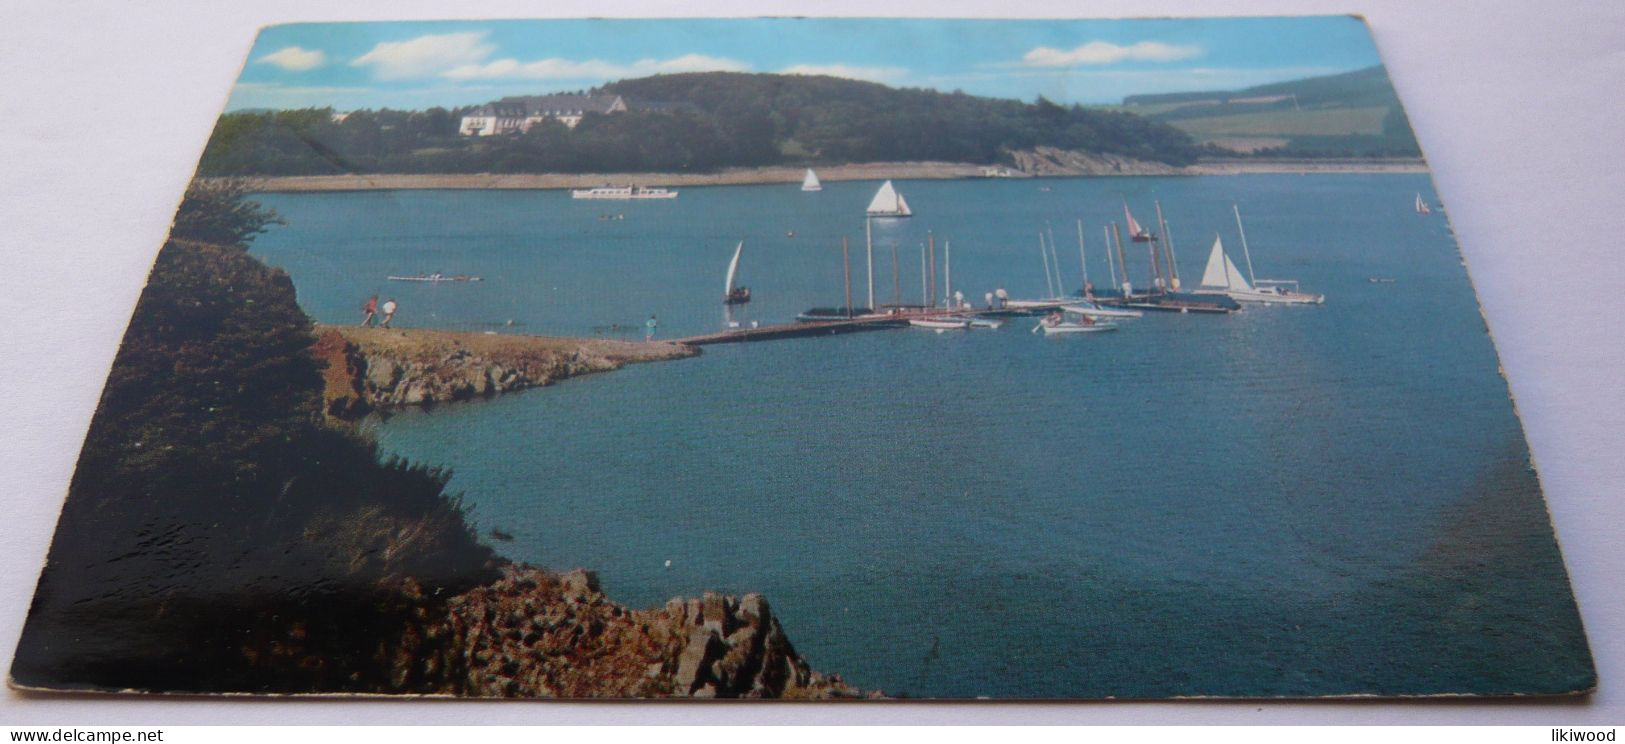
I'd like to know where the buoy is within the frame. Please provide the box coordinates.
[663,559,672,568]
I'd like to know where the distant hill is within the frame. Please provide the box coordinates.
[197,72,1200,177]
[1117,66,1421,158]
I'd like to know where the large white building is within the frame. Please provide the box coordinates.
[458,94,629,136]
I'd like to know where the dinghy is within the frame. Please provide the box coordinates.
[909,317,969,331]
[1034,309,1117,335]
[1415,193,1432,215]
[801,169,822,192]
[866,180,913,218]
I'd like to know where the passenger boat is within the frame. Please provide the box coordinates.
[865,180,912,218]
[387,273,482,282]
[801,169,823,192]
[570,185,678,200]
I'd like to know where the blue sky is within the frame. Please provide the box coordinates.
[229,17,1383,111]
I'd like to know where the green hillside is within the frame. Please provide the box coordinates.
[199,72,1200,177]
[1117,66,1421,157]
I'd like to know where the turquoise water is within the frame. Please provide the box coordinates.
[250,176,1593,698]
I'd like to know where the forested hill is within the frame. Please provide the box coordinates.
[197,72,1200,176]
[1116,66,1421,157]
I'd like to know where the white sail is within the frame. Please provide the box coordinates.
[724,240,744,295]
[866,180,912,217]
[801,169,822,191]
[1199,236,1251,291]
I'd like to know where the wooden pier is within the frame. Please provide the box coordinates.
[675,317,909,346]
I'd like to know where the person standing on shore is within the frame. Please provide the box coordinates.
[360,295,378,326]
[645,314,657,342]
[381,298,398,328]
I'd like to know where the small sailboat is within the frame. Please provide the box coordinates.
[1414,193,1432,215]
[866,180,913,218]
[1124,201,1154,242]
[801,169,823,192]
[723,240,751,304]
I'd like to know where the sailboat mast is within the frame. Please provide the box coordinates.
[842,237,853,318]
[1165,221,1182,291]
[1147,232,1163,294]
[1233,203,1258,286]
[1053,224,1066,295]
[1077,220,1090,290]
[920,243,928,308]
[865,218,876,312]
[1039,232,1055,298]
[1154,201,1179,290]
[1113,222,1132,295]
[891,242,901,308]
[944,240,952,308]
[927,233,937,309]
[1104,225,1118,292]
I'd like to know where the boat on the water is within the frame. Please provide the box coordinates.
[387,273,482,282]
[1191,206,1324,305]
[866,180,912,218]
[1124,201,1155,242]
[1415,193,1432,215]
[723,240,751,305]
[801,169,822,192]
[1061,301,1143,319]
[909,317,970,331]
[570,185,678,200]
[1034,308,1118,335]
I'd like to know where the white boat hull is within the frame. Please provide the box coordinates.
[1062,303,1143,318]
[1192,288,1324,305]
[909,318,970,330]
[1040,322,1117,335]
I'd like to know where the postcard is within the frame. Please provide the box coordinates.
[10,17,1594,699]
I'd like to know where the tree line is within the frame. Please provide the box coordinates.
[196,72,1204,176]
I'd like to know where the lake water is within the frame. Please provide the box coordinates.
[250,176,1593,698]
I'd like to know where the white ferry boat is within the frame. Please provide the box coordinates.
[570,185,679,200]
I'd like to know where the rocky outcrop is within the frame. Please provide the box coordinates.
[1007,146,1186,176]
[312,326,698,418]
[395,565,862,699]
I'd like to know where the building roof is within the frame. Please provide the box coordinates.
[470,94,625,118]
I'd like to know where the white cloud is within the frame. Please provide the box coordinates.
[443,53,748,81]
[256,46,326,71]
[779,64,907,83]
[352,32,497,80]
[1022,41,1203,67]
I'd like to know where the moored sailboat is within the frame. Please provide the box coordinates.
[801,169,823,192]
[1190,206,1324,305]
[866,180,913,218]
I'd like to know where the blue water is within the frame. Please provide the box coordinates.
[250,176,1593,698]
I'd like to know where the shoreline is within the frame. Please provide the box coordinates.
[314,325,698,417]
[230,158,1428,193]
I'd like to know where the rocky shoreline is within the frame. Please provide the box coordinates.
[233,150,1427,193]
[312,325,698,418]
[415,565,863,698]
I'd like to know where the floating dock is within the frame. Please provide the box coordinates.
[675,316,909,346]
